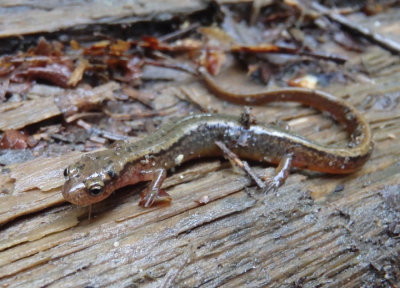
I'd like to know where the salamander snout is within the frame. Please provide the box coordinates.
[62,158,117,206]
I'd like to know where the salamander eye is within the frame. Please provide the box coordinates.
[88,182,105,196]
[63,167,69,177]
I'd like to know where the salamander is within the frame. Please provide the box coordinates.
[62,68,373,207]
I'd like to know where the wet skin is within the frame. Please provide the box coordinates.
[62,69,373,207]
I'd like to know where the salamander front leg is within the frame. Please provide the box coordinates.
[139,168,171,207]
[264,154,293,193]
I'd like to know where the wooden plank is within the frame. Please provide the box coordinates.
[0,97,60,131]
[0,82,119,131]
[1,47,400,285]
[0,0,207,38]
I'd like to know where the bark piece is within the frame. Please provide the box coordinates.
[0,0,208,38]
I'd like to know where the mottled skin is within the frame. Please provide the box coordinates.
[62,70,373,207]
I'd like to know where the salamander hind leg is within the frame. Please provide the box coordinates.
[264,154,293,193]
[139,168,171,207]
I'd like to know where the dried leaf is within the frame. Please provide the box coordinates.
[68,59,90,87]
[0,61,15,77]
[12,62,73,88]
[110,39,131,56]
[198,49,226,75]
[198,26,236,48]
[0,130,33,149]
[70,39,81,50]
[28,37,64,57]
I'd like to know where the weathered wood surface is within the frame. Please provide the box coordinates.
[1,3,400,288]
[1,46,400,287]
[0,82,119,131]
[0,0,208,38]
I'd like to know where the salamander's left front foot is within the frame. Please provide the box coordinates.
[138,168,170,207]
[139,188,172,207]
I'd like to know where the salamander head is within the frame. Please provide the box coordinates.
[62,152,118,206]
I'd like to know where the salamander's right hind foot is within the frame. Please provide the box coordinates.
[263,178,282,194]
[263,154,293,194]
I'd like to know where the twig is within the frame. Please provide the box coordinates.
[65,112,103,123]
[231,44,348,64]
[102,102,179,120]
[159,23,201,42]
[121,86,154,109]
[312,2,400,54]
[299,50,348,64]
[215,141,266,189]
[143,59,198,75]
[76,119,129,141]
